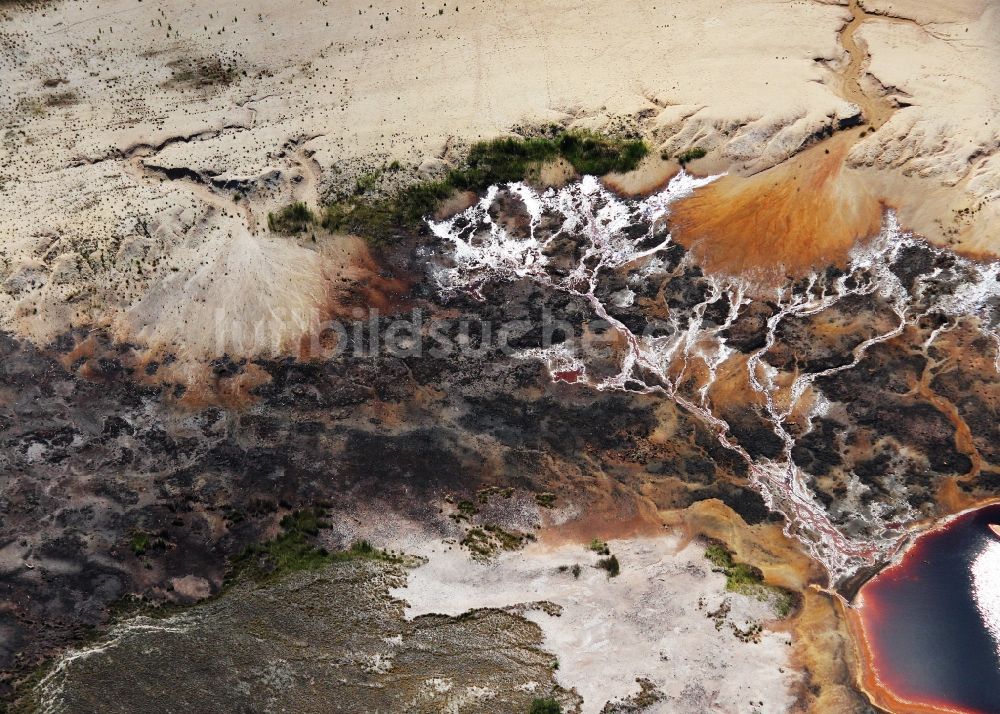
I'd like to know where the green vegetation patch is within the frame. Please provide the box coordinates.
[267,201,316,234]
[449,498,480,523]
[534,492,556,509]
[460,527,495,559]
[704,542,798,617]
[484,524,533,551]
[529,697,562,714]
[129,531,164,557]
[554,131,648,177]
[228,508,399,584]
[477,485,515,503]
[676,146,707,165]
[704,542,736,569]
[588,538,610,555]
[460,524,535,559]
[317,129,647,243]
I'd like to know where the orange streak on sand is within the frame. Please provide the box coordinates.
[669,132,882,285]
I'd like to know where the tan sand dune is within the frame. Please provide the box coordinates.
[0,0,995,363]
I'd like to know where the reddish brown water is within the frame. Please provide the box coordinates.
[855,504,1000,713]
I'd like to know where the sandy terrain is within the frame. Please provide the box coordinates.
[1,0,995,362]
[847,2,1000,255]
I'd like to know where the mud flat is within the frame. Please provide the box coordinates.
[395,534,800,714]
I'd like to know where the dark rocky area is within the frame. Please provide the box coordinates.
[2,181,998,709]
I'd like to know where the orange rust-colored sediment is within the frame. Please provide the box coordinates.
[535,464,667,547]
[669,132,883,285]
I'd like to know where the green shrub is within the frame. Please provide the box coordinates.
[227,508,398,584]
[354,171,380,195]
[456,500,479,515]
[131,532,151,556]
[597,554,620,577]
[267,201,315,234]
[676,146,707,164]
[535,492,556,508]
[529,698,562,714]
[322,130,647,243]
[588,538,610,555]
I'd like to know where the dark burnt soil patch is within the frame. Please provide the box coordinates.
[722,300,776,353]
[928,335,1000,466]
[765,293,898,373]
[689,484,781,526]
[0,309,741,699]
[721,406,785,461]
[809,337,979,512]
[791,418,844,477]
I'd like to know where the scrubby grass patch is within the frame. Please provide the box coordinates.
[704,542,798,617]
[555,130,648,176]
[529,697,562,714]
[321,179,454,243]
[163,56,237,89]
[676,146,707,165]
[448,130,647,192]
[267,201,315,234]
[228,508,399,584]
[320,130,647,243]
[44,90,78,107]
